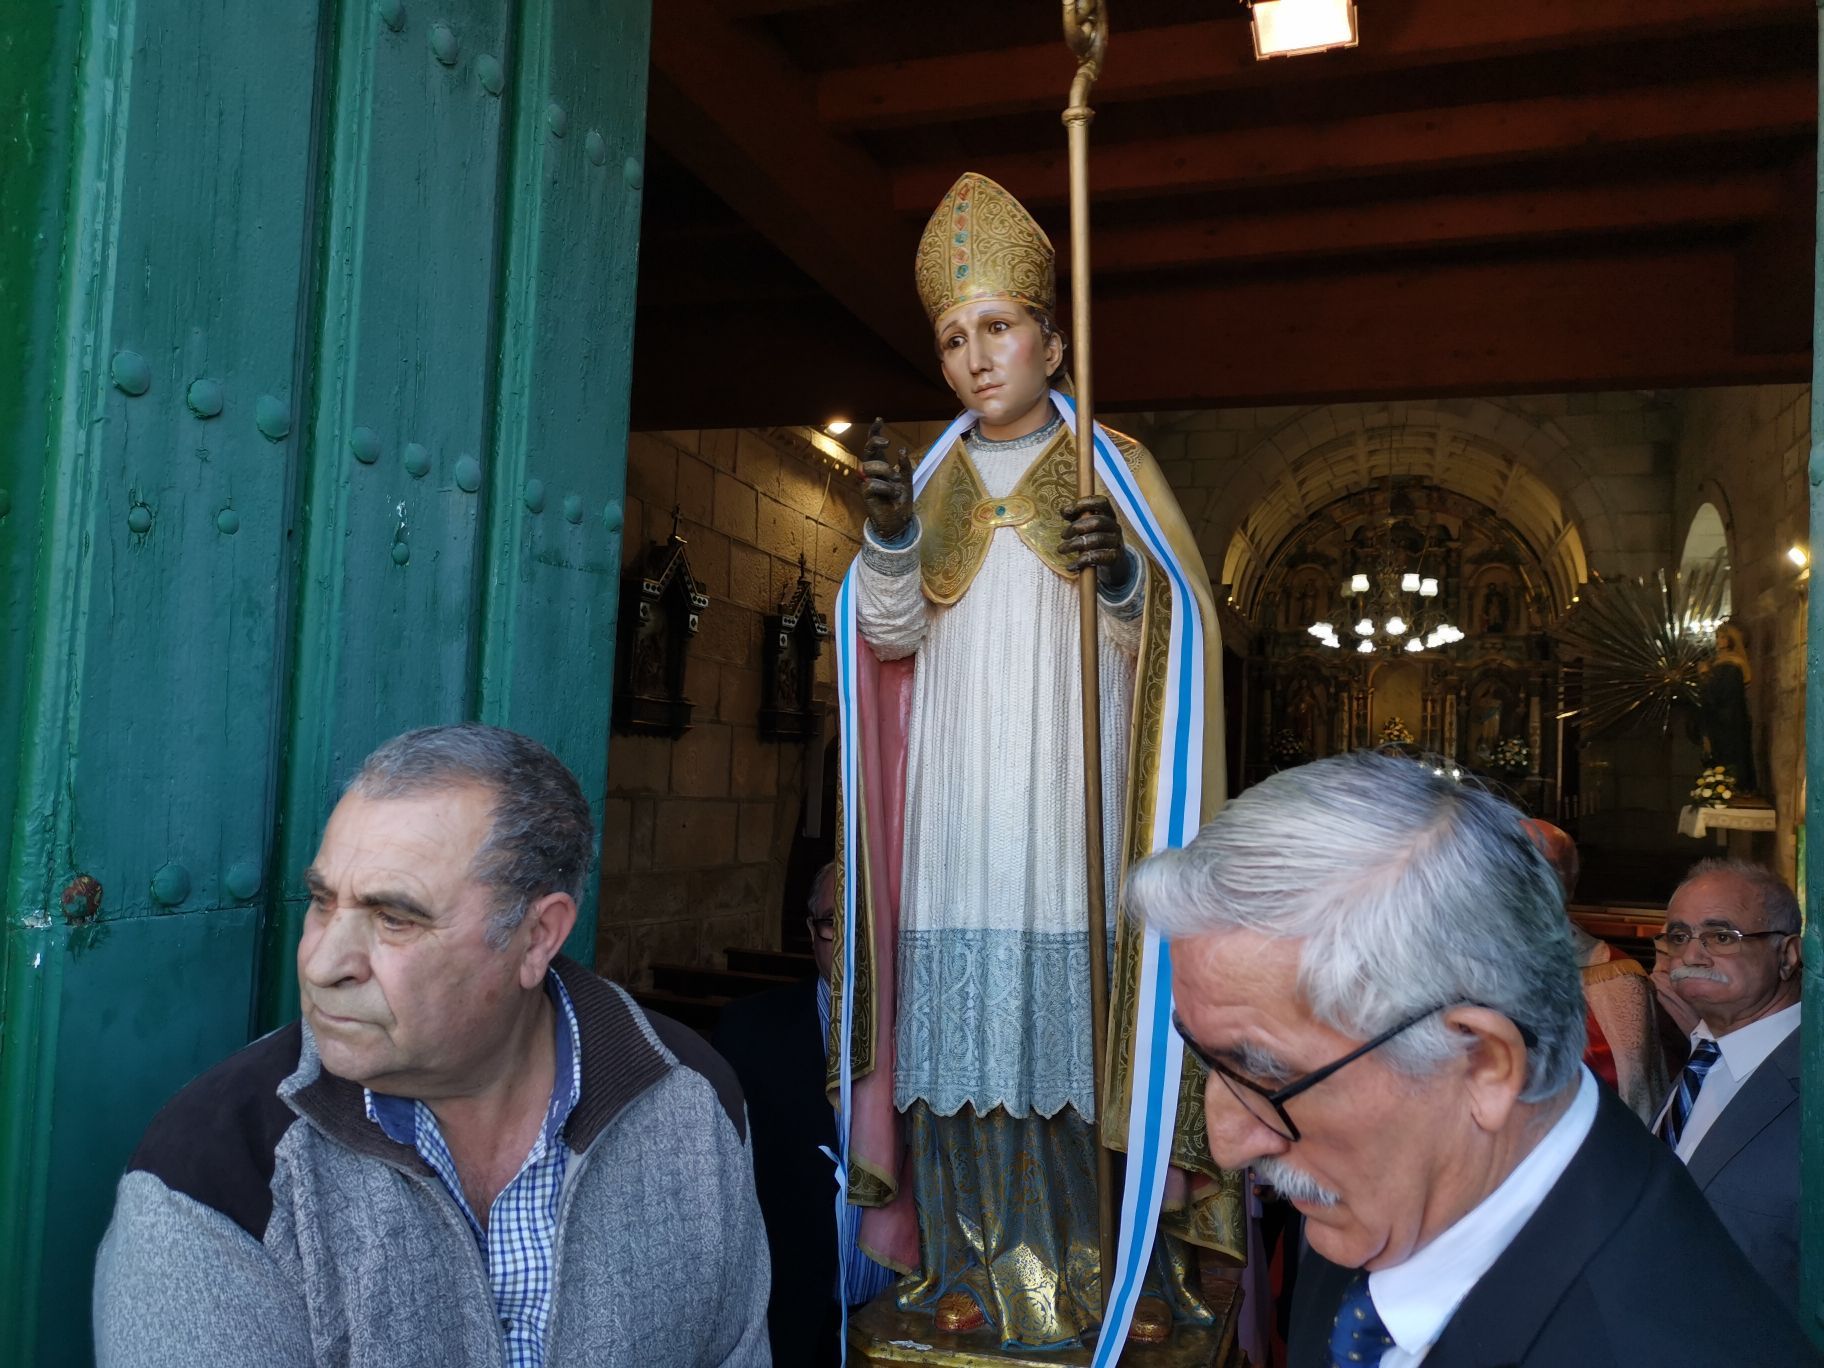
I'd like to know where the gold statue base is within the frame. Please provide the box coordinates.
[846,1278,1245,1368]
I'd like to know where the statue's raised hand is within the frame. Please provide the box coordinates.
[1060,495,1127,588]
[859,418,914,541]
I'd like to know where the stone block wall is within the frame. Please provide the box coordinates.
[596,427,863,985]
[1674,385,1811,882]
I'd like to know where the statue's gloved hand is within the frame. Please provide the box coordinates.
[1060,495,1127,587]
[859,418,914,542]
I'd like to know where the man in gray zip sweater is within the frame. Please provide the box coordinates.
[94,723,770,1367]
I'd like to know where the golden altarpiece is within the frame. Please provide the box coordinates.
[1235,480,1571,815]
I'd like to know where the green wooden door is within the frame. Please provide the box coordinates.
[1808,8,1824,1349]
[0,1,649,1361]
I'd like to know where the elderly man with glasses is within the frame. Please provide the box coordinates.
[1129,752,1815,1368]
[1652,857,1803,1312]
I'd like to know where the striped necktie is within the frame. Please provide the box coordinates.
[1660,1037,1722,1151]
[1329,1270,1394,1368]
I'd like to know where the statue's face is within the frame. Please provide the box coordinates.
[934,298,1061,440]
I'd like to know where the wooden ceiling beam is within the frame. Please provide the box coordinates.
[631,247,1805,429]
[713,0,858,17]
[630,296,947,431]
[891,74,1814,212]
[648,0,931,373]
[1085,247,1806,411]
[820,0,1809,131]
[1074,172,1787,273]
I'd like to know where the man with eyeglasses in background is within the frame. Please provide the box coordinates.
[1128,751,1814,1367]
[1652,857,1802,1313]
[714,864,895,1365]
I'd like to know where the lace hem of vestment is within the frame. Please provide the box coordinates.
[892,927,1108,1120]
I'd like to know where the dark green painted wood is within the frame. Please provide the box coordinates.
[0,0,650,1360]
[1807,10,1824,1349]
[262,0,522,1024]
[0,0,81,906]
[2,1,327,1357]
[260,0,648,1022]
[0,5,84,1349]
[474,0,648,937]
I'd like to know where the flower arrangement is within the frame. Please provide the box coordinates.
[1378,717,1414,746]
[1487,737,1530,774]
[1691,765,1736,807]
[1269,729,1310,768]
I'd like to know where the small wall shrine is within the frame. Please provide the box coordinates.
[758,556,831,741]
[614,509,711,737]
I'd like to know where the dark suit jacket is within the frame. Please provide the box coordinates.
[1687,1023,1801,1315]
[1290,1088,1819,1367]
[713,979,839,1367]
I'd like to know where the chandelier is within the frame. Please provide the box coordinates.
[1307,492,1463,656]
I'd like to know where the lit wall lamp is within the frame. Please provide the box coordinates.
[1246,0,1359,60]
[1788,544,1809,569]
[825,419,852,436]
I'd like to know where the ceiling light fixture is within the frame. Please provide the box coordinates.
[1247,0,1359,60]
[1311,484,1460,656]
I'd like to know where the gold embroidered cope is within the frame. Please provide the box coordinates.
[915,424,1142,606]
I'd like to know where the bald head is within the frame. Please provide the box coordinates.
[1521,819,1579,902]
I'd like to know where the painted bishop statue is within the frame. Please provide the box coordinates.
[826,172,1245,1352]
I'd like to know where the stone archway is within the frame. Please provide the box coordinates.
[1144,394,1676,624]
[1208,400,1598,621]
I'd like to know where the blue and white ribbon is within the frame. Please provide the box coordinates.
[832,392,1205,1363]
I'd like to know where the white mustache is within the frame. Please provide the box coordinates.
[1670,966,1730,985]
[1253,1156,1341,1209]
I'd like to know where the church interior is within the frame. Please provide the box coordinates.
[5,0,1821,1362]
[606,0,1816,1005]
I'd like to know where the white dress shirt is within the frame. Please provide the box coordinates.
[1367,1068,1599,1366]
[1654,1000,1801,1162]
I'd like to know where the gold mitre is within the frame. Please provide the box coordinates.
[914,172,1056,325]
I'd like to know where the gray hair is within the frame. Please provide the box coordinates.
[1676,858,1800,933]
[348,723,595,948]
[1127,750,1585,1104]
[806,861,837,914]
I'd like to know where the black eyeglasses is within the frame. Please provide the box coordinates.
[1653,926,1791,955]
[805,912,836,943]
[1172,1004,1539,1143]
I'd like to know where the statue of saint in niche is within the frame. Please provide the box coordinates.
[1294,577,1317,627]
[1482,580,1512,634]
[1699,619,1758,794]
[833,172,1242,1350]
[1470,675,1517,760]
